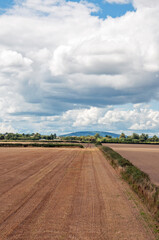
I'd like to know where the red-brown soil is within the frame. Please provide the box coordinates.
[104,144,159,185]
[0,147,155,240]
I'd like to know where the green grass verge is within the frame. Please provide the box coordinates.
[99,146,159,223]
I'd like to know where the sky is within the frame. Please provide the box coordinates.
[0,0,159,136]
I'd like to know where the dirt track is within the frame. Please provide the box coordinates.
[104,144,159,185]
[0,148,155,240]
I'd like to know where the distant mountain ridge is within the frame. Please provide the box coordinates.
[60,131,120,138]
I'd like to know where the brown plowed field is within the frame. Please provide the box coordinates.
[0,148,155,240]
[104,144,159,185]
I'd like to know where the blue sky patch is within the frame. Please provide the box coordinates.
[0,0,14,14]
[67,0,135,19]
[0,0,14,8]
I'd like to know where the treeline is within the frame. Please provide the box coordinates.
[102,133,159,144]
[1,132,159,144]
[0,143,83,148]
[61,135,97,143]
[61,132,159,144]
[0,133,57,141]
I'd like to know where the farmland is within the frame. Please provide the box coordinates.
[104,144,159,185]
[0,147,155,239]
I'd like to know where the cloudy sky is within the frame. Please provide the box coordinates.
[0,0,159,135]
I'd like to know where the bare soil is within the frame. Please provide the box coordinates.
[104,144,159,185]
[0,147,155,240]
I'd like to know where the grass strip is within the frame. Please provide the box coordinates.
[99,146,159,223]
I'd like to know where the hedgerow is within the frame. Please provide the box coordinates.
[99,145,159,222]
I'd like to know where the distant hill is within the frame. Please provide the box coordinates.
[60,131,120,138]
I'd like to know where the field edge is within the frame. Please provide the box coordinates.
[99,145,159,237]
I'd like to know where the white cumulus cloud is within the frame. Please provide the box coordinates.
[105,0,131,4]
[0,0,159,133]
[0,123,16,133]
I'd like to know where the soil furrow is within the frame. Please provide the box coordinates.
[0,148,156,240]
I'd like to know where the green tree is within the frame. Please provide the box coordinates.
[0,134,4,140]
[33,133,41,140]
[139,133,149,141]
[119,133,126,139]
[105,135,112,138]
[131,133,139,140]
[94,133,100,139]
[151,135,159,142]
